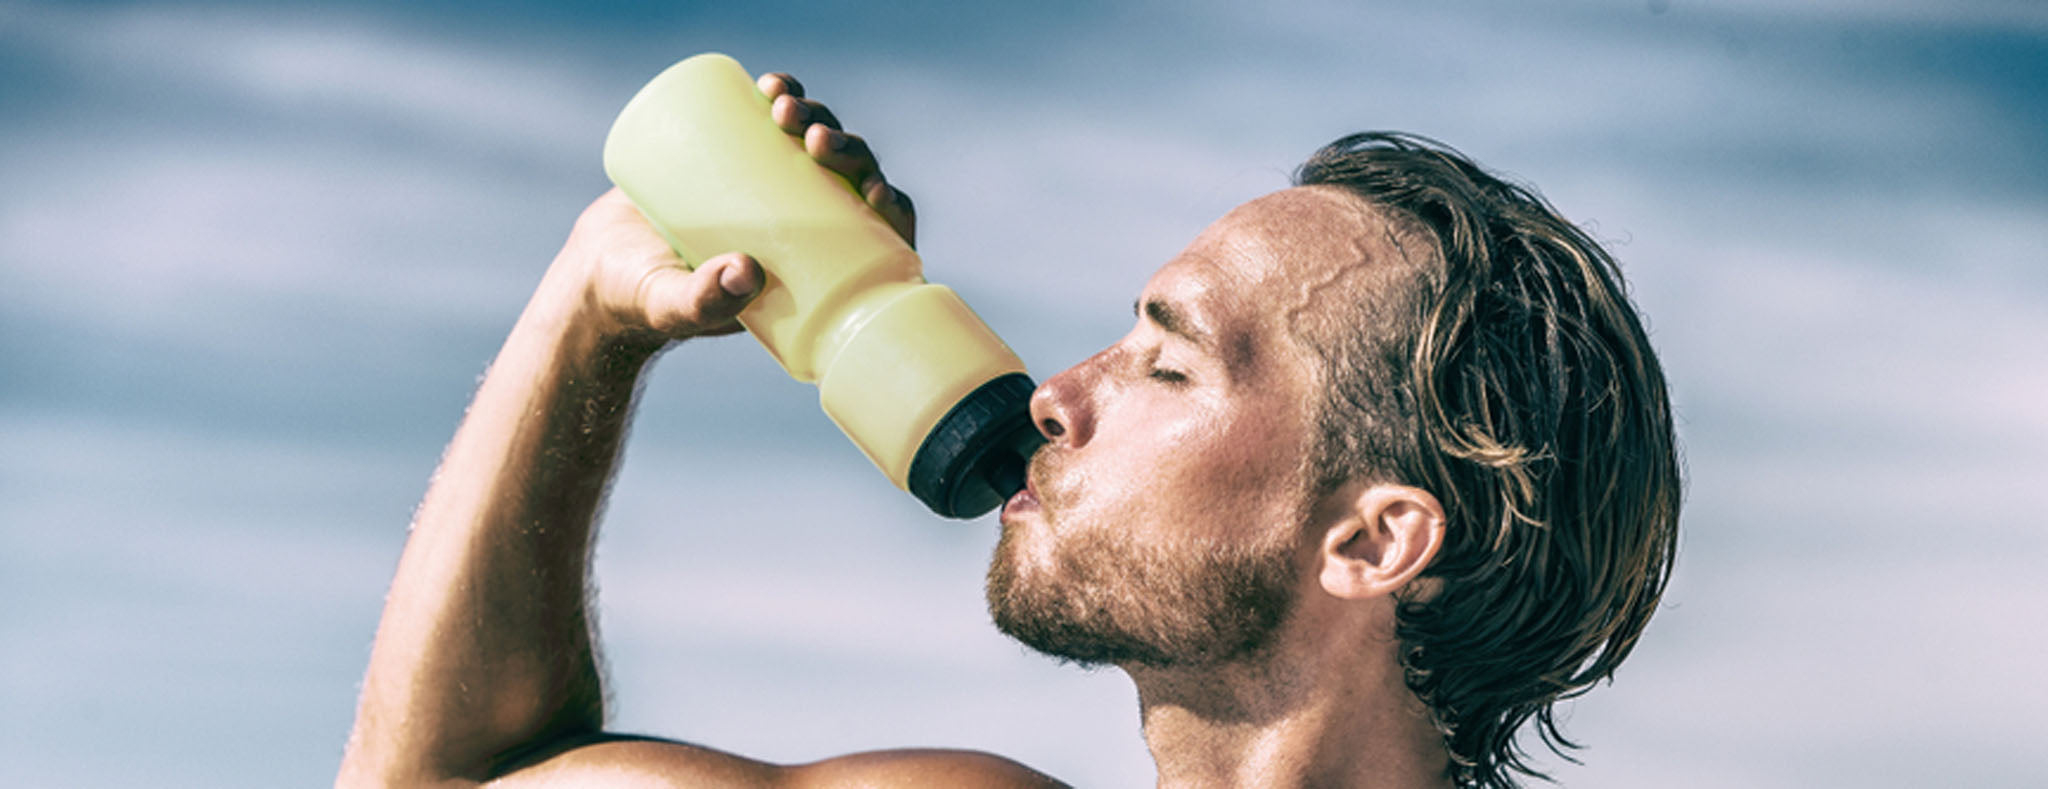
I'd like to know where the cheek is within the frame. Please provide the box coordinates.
[1174,434,1306,539]
[1085,391,1308,541]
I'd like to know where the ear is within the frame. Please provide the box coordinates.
[1316,483,1446,600]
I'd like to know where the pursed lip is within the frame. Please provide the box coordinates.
[1000,470,1042,523]
[1001,486,1039,521]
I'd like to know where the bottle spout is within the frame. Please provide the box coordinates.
[979,431,1044,501]
[907,373,1040,519]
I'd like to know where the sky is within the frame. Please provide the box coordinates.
[2,0,2045,786]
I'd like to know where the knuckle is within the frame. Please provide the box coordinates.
[805,101,841,129]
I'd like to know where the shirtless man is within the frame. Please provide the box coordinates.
[340,71,1681,789]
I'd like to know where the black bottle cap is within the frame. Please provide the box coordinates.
[907,372,1045,519]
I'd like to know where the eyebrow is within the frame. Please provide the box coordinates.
[1135,297,1212,350]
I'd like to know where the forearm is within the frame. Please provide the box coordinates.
[337,69,911,784]
[341,269,663,787]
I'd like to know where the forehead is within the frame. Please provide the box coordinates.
[1143,186,1395,339]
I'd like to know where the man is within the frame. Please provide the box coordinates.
[341,71,1680,789]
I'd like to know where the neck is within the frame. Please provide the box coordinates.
[1125,629,1450,788]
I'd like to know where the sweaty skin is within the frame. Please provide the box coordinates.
[344,71,1456,788]
[338,74,1061,789]
[996,187,1454,788]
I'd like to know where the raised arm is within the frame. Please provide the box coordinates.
[339,74,1062,789]
[334,180,763,786]
[333,74,977,787]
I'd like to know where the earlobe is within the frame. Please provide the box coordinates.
[1317,484,1446,600]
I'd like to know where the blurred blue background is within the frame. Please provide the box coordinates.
[3,1,2045,786]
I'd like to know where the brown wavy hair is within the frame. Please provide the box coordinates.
[1291,132,1682,787]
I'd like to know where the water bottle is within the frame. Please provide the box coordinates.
[603,53,1041,518]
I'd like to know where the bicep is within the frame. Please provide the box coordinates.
[487,735,784,788]
[485,736,1068,789]
[787,749,1071,789]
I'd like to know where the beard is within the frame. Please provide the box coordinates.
[984,509,1300,669]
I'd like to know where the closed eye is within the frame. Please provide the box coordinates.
[1149,368,1189,385]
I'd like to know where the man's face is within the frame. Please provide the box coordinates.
[987,187,1387,668]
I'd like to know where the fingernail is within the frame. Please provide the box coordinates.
[827,128,847,150]
[719,261,758,297]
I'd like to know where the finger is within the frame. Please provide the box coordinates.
[757,72,804,99]
[805,125,881,190]
[714,252,765,297]
[772,97,844,135]
[770,93,815,133]
[862,177,917,248]
[771,93,808,134]
[638,253,762,337]
[790,97,841,131]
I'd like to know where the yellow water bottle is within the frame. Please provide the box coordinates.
[603,53,1041,518]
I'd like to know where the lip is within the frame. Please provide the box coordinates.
[1001,484,1040,522]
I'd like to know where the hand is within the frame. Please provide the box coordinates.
[551,71,919,346]
[761,72,917,246]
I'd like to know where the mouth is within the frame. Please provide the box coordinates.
[1001,479,1040,522]
[1000,458,1046,522]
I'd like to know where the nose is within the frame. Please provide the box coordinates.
[1029,352,1101,448]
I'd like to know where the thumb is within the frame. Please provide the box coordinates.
[638,253,762,337]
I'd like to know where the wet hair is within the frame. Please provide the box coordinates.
[1291,132,1682,788]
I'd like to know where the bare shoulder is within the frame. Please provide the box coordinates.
[488,736,1069,788]
[789,748,1071,788]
